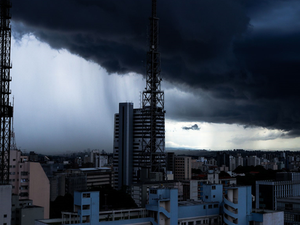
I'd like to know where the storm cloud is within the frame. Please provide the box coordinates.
[11,0,300,139]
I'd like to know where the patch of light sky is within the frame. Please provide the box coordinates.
[249,0,300,34]
[10,34,300,154]
[166,120,300,151]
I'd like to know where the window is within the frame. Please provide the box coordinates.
[208,205,212,209]
[150,190,157,194]
[4,214,7,218]
[83,205,90,210]
[213,195,215,198]
[205,196,208,199]
[203,205,206,209]
[83,193,90,198]
[285,203,293,211]
[213,204,218,208]
[212,185,216,190]
[19,192,28,197]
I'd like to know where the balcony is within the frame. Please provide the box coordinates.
[224,195,238,208]
[223,214,238,225]
[223,205,238,219]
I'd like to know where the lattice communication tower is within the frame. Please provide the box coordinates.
[142,0,166,174]
[0,0,12,185]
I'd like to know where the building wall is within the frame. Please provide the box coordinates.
[20,207,44,225]
[29,162,50,219]
[9,150,30,199]
[0,185,11,225]
[174,156,191,180]
[9,150,50,219]
[223,186,252,225]
[36,186,284,225]
[256,178,300,210]
[113,103,166,189]
[203,184,223,203]
[74,191,100,224]
[262,211,284,225]
[117,103,133,189]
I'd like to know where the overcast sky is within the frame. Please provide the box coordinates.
[9,0,300,154]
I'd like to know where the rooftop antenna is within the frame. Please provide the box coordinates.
[141,0,166,175]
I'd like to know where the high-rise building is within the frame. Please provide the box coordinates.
[174,156,191,180]
[113,103,162,189]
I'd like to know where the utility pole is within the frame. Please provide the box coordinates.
[0,0,13,184]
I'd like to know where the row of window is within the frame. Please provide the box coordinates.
[203,204,219,209]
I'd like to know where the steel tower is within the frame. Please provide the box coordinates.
[142,0,165,175]
[0,0,12,184]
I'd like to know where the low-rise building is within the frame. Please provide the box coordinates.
[36,184,283,225]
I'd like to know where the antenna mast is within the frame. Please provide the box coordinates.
[0,0,13,184]
[142,0,165,175]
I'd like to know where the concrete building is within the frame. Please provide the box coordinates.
[11,195,44,225]
[9,150,50,219]
[277,196,300,225]
[78,168,113,189]
[50,172,87,201]
[256,172,300,210]
[0,185,11,225]
[174,156,191,180]
[91,151,108,168]
[113,103,165,189]
[223,186,252,224]
[229,156,236,171]
[130,180,184,207]
[224,185,284,225]
[247,156,261,167]
[236,155,243,168]
[36,184,282,225]
[166,152,175,174]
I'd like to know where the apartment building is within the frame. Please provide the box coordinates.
[9,150,50,219]
[174,156,192,180]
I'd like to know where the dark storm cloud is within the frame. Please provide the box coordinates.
[11,0,300,138]
[182,124,200,131]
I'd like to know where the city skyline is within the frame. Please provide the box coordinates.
[9,0,300,154]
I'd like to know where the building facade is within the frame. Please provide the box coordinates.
[113,103,165,189]
[256,172,300,210]
[174,156,191,180]
[36,184,282,225]
[0,185,11,225]
[9,150,50,219]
